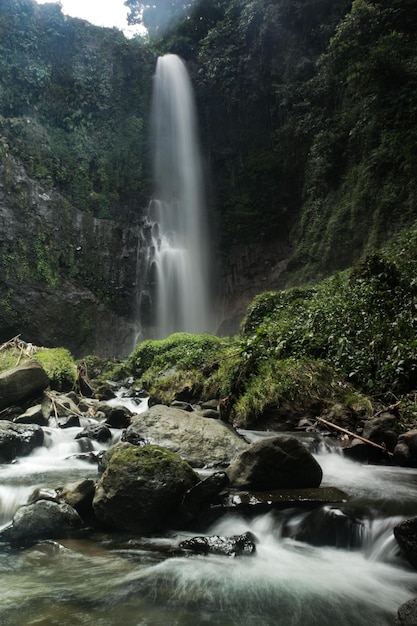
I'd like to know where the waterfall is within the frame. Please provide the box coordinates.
[137,54,212,340]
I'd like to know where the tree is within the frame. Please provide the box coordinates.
[124,0,196,37]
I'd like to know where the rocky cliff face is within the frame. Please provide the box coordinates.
[0,154,140,357]
[0,154,293,356]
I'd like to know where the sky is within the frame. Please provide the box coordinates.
[35,0,144,37]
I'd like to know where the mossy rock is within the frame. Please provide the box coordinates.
[93,443,199,532]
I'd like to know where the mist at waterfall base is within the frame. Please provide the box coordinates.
[1,404,417,625]
[136,54,213,340]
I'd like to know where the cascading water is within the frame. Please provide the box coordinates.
[1,413,417,624]
[136,54,212,340]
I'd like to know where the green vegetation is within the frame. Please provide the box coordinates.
[119,224,417,427]
[32,347,76,391]
[107,443,197,481]
[128,332,232,373]
[0,343,76,391]
[1,0,417,413]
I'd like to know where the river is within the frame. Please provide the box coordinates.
[0,405,416,625]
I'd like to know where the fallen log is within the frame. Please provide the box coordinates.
[316,416,394,457]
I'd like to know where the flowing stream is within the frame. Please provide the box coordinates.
[0,417,417,625]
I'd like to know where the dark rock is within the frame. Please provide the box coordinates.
[179,531,257,557]
[226,435,323,490]
[13,404,48,427]
[57,414,81,429]
[393,431,417,467]
[362,413,400,450]
[394,517,417,569]
[0,360,50,411]
[394,442,415,467]
[92,443,199,532]
[291,506,364,548]
[105,407,132,429]
[395,597,417,625]
[94,384,117,401]
[0,420,44,462]
[58,478,96,523]
[174,388,194,403]
[342,438,391,464]
[76,437,95,453]
[75,423,112,443]
[201,400,219,411]
[28,488,60,504]
[180,471,230,523]
[170,401,193,412]
[0,500,83,544]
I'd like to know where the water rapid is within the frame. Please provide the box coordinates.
[0,423,417,625]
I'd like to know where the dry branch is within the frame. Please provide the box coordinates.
[316,416,394,457]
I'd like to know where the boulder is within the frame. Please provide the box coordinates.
[362,413,399,451]
[292,506,364,548]
[395,598,417,625]
[180,471,230,524]
[394,517,417,569]
[0,359,50,410]
[226,435,323,490]
[0,420,44,462]
[0,500,83,544]
[394,431,417,467]
[58,478,96,523]
[122,404,248,468]
[58,415,81,428]
[105,406,132,429]
[93,443,199,532]
[75,423,112,443]
[13,404,48,427]
[179,531,257,557]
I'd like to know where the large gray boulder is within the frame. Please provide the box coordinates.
[0,500,83,543]
[122,404,248,467]
[0,420,44,462]
[226,435,323,490]
[93,442,199,532]
[0,359,50,410]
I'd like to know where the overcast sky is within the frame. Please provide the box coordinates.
[35,0,144,36]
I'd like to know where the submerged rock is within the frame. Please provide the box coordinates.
[292,505,364,548]
[93,443,199,532]
[122,404,248,468]
[179,531,257,557]
[0,420,44,462]
[0,500,83,544]
[226,435,323,490]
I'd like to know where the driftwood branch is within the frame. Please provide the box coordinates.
[316,416,394,457]
[44,390,85,419]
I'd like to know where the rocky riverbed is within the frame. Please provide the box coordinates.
[1,359,417,624]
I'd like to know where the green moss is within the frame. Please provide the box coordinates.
[232,357,349,428]
[109,444,197,481]
[34,347,76,391]
[128,332,233,380]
